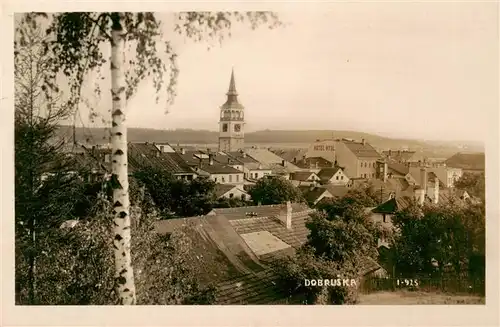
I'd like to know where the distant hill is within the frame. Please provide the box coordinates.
[57,126,484,159]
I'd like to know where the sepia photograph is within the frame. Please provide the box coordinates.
[2,1,499,326]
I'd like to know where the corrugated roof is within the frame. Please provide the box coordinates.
[342,140,381,159]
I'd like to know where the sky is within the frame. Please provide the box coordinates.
[71,3,498,143]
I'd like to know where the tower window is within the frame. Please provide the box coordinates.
[234,124,241,132]
[222,124,228,132]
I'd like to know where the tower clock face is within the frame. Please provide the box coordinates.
[234,124,241,132]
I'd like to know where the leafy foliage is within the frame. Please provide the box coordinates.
[270,248,359,304]
[133,167,217,218]
[454,172,485,202]
[214,197,253,208]
[390,201,485,281]
[248,176,304,205]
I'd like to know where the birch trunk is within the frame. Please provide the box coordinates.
[110,27,136,305]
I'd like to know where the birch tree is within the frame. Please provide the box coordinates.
[45,11,282,305]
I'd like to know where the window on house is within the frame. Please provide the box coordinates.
[229,193,234,198]
[372,173,375,178]
[340,175,344,180]
[229,175,233,182]
[214,177,217,182]
[222,124,228,132]
[336,176,339,180]
[241,194,246,201]
[236,175,239,182]
[383,214,387,223]
[222,177,225,183]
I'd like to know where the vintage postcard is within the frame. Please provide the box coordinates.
[1,0,498,326]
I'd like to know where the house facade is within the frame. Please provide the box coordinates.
[215,184,251,201]
[289,171,321,187]
[317,167,350,185]
[306,138,381,179]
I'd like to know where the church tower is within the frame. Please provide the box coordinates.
[218,69,245,152]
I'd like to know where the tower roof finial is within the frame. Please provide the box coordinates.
[227,67,237,96]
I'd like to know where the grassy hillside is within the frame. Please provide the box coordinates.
[57,125,483,159]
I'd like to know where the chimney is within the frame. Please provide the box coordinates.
[361,139,366,145]
[420,167,428,192]
[293,157,297,163]
[242,152,246,158]
[414,187,426,205]
[227,158,230,164]
[434,177,439,204]
[315,161,319,169]
[285,201,292,229]
[209,154,214,166]
[383,161,388,182]
[156,150,160,158]
[281,159,285,167]
[180,147,185,155]
[198,157,203,168]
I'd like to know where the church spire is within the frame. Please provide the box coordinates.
[227,67,238,96]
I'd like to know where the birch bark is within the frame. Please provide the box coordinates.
[110,27,136,305]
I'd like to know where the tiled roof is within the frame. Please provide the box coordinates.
[244,162,272,171]
[372,196,415,214]
[207,203,310,221]
[177,150,206,166]
[198,163,243,174]
[383,150,416,162]
[128,142,195,175]
[227,151,259,164]
[297,156,335,169]
[268,163,299,174]
[215,269,288,304]
[323,185,350,198]
[229,213,312,249]
[299,186,330,204]
[163,151,195,172]
[387,163,410,176]
[342,140,381,159]
[317,167,342,180]
[246,149,301,171]
[154,215,266,285]
[445,152,485,171]
[214,184,245,198]
[289,171,315,181]
[208,152,243,166]
[270,149,307,163]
